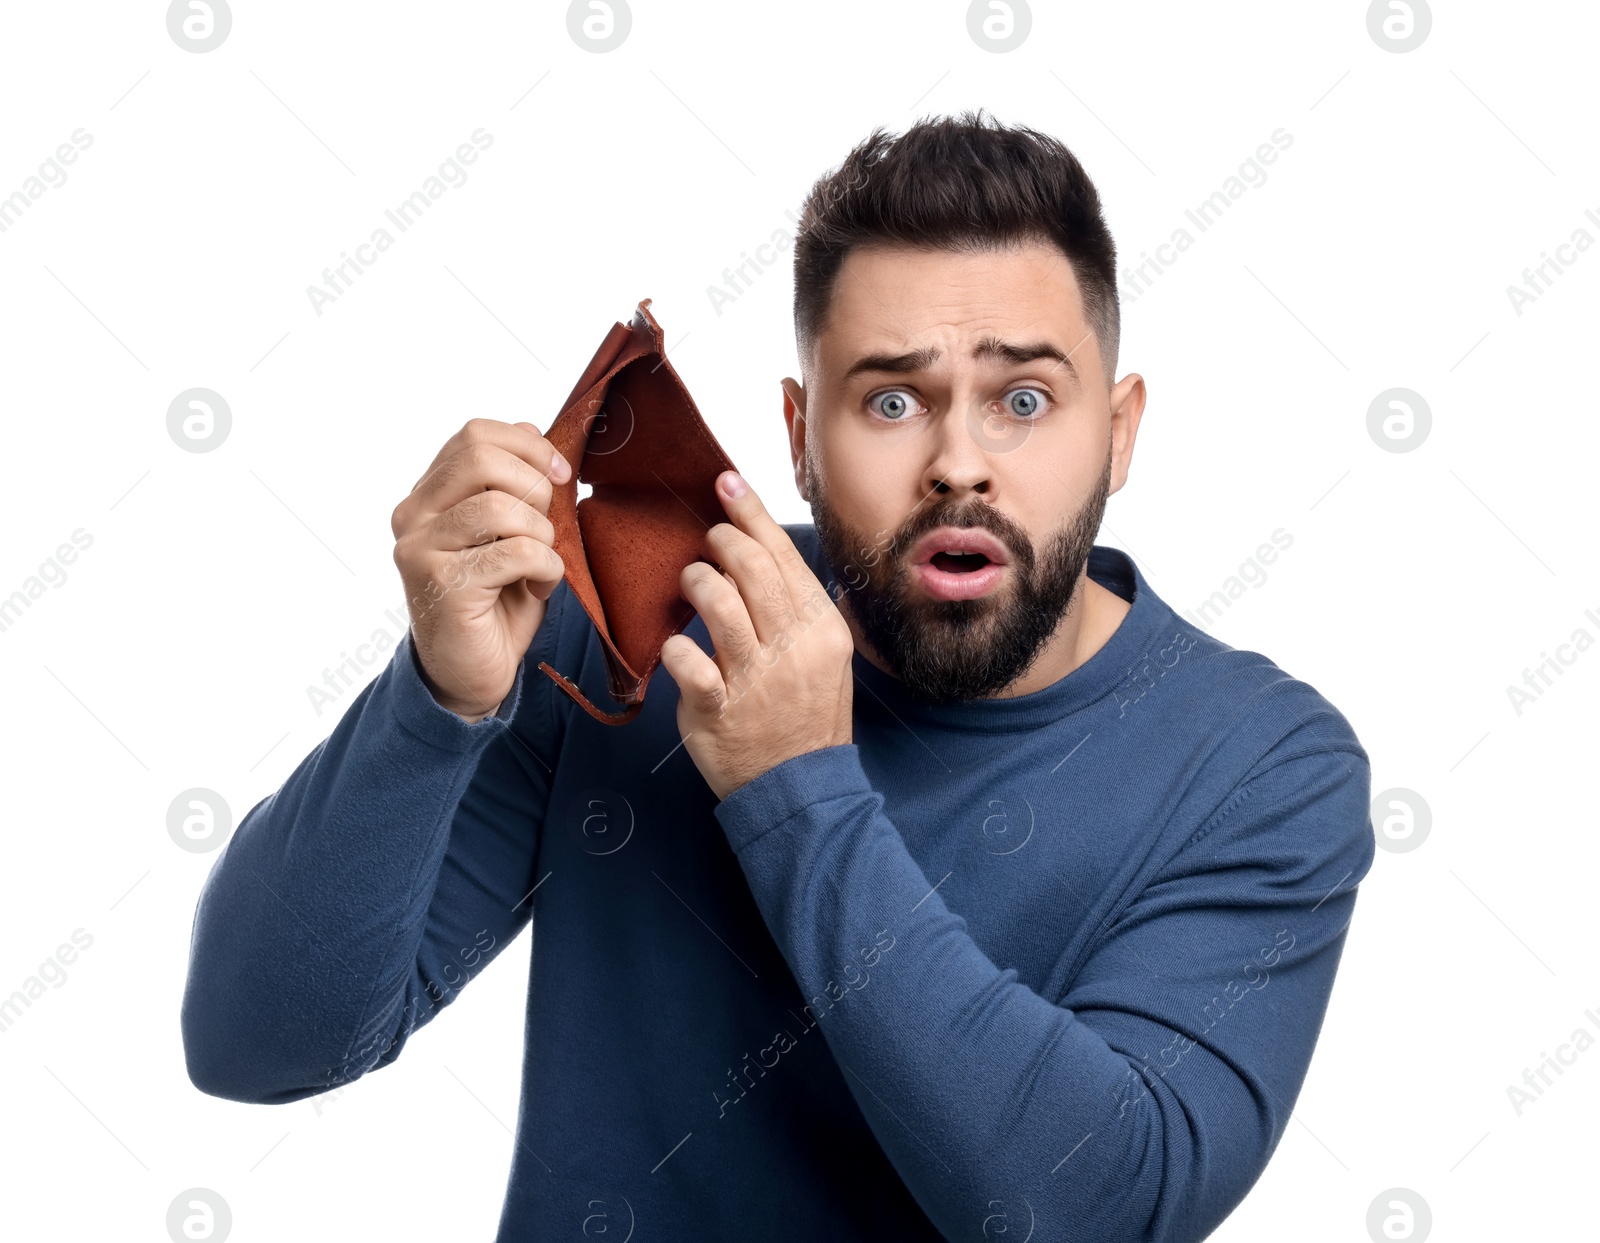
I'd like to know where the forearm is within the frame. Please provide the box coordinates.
[181,630,528,1104]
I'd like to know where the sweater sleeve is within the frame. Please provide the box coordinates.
[181,587,573,1105]
[713,732,1375,1242]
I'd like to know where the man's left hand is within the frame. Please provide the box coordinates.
[660,471,855,800]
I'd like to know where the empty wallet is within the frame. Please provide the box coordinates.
[536,299,738,726]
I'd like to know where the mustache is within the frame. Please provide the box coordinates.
[888,501,1031,565]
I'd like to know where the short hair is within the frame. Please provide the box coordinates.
[792,109,1120,388]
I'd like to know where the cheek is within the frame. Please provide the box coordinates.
[1007,453,1100,529]
[814,421,911,525]
[1024,418,1109,488]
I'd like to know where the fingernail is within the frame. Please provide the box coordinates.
[722,471,747,498]
[552,452,571,483]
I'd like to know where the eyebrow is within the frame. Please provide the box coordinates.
[841,334,1081,387]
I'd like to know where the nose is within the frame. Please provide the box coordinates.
[922,405,992,499]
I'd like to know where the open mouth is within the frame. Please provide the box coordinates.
[929,550,993,574]
[912,528,1010,602]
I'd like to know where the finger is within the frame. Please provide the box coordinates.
[401,420,572,525]
[417,489,555,553]
[417,535,565,602]
[660,633,727,719]
[705,520,793,651]
[680,560,760,682]
[712,470,835,625]
[399,443,561,540]
[414,418,570,490]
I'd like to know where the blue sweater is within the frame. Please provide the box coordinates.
[182,526,1375,1241]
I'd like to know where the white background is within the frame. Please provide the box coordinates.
[0,1,1594,1239]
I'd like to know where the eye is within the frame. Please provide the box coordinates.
[868,389,921,421]
[1000,387,1049,419]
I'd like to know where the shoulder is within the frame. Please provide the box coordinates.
[1120,556,1366,775]
[1117,573,1373,874]
[1162,630,1374,884]
[1186,633,1367,777]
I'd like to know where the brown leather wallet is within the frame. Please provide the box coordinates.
[537,299,737,725]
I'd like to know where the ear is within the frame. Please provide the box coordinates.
[1107,371,1146,495]
[781,377,809,501]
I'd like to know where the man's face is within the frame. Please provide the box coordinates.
[782,239,1143,703]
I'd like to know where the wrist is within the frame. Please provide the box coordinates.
[414,654,503,724]
[446,698,502,724]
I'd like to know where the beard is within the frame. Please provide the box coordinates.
[808,448,1112,704]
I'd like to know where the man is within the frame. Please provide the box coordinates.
[183,111,1374,1241]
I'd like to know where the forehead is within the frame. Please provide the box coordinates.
[816,240,1092,366]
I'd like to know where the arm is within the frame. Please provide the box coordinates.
[180,585,572,1104]
[713,732,1375,1242]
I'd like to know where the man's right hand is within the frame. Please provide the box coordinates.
[391,418,571,723]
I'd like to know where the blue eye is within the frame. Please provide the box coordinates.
[871,390,918,420]
[1004,388,1047,418]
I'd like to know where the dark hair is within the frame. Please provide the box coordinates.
[792,109,1120,387]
